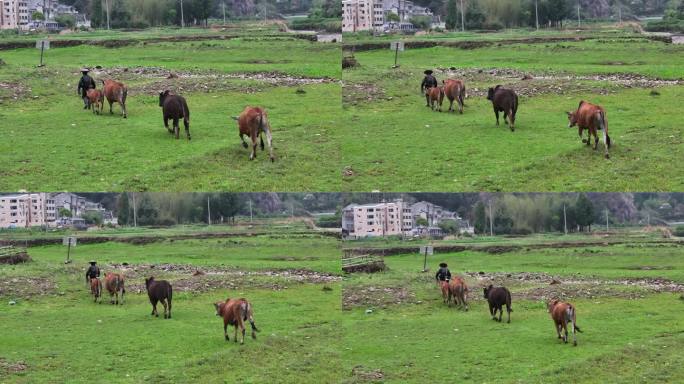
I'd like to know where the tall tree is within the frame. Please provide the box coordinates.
[575,193,595,231]
[445,0,459,29]
[116,193,130,226]
[473,201,486,234]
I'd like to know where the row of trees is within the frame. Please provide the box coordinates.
[435,0,670,31]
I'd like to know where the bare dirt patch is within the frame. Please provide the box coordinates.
[0,276,56,299]
[0,252,31,265]
[343,285,415,310]
[342,83,387,105]
[0,81,31,103]
[0,358,28,374]
[351,365,385,382]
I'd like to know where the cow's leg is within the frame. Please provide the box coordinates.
[555,323,562,340]
[151,299,158,317]
[250,320,258,339]
[260,135,265,151]
[121,99,127,119]
[173,118,180,140]
[425,92,430,107]
[498,306,503,322]
[234,325,239,343]
[250,133,258,160]
[184,118,190,141]
[507,110,515,131]
[506,305,511,324]
[571,320,577,346]
[120,288,124,305]
[494,108,500,126]
[162,299,168,319]
[224,321,229,341]
[448,98,454,113]
[563,321,569,343]
[458,95,463,114]
[239,133,248,148]
[240,322,246,344]
[164,117,171,134]
[602,130,609,159]
[592,128,599,150]
[109,100,113,115]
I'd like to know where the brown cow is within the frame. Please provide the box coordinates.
[90,277,102,303]
[104,272,125,305]
[214,297,259,344]
[102,79,128,118]
[86,89,104,115]
[427,86,444,112]
[567,100,611,159]
[487,85,518,131]
[448,276,468,311]
[548,299,582,346]
[145,277,172,319]
[439,280,450,305]
[232,106,274,162]
[443,79,466,114]
[159,90,191,140]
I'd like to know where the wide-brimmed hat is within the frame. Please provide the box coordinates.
[424,70,434,75]
[89,261,97,265]
[81,68,90,73]
[439,262,447,268]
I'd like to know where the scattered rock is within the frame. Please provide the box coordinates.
[352,365,384,381]
[0,358,28,374]
[8,300,16,305]
[550,279,561,285]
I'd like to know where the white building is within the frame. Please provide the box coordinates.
[1,0,30,30]
[343,0,383,32]
[0,193,56,228]
[53,192,87,217]
[342,199,412,238]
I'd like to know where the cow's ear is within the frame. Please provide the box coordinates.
[566,111,572,117]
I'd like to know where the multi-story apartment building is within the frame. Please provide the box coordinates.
[53,192,87,217]
[410,201,456,226]
[1,0,30,30]
[0,193,56,228]
[342,199,412,238]
[343,0,382,32]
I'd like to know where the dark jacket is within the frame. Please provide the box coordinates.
[435,267,451,281]
[421,75,438,93]
[86,265,100,279]
[78,74,96,97]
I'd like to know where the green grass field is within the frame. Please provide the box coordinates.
[0,232,341,383]
[341,235,684,383]
[342,35,684,191]
[0,32,341,191]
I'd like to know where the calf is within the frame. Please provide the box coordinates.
[448,276,468,311]
[159,90,191,140]
[102,79,128,118]
[90,277,102,303]
[548,299,582,346]
[104,272,125,305]
[214,297,259,344]
[443,79,466,114]
[86,89,104,115]
[233,106,274,162]
[145,277,173,319]
[567,100,611,159]
[439,280,450,305]
[427,86,444,111]
[483,285,512,323]
[487,85,518,131]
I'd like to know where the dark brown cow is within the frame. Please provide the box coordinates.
[101,79,128,118]
[567,100,611,159]
[443,79,466,114]
[448,276,468,311]
[90,277,102,303]
[427,86,444,112]
[233,106,274,162]
[159,90,191,140]
[483,285,512,323]
[548,299,582,346]
[86,89,104,115]
[487,85,518,131]
[145,277,172,319]
[214,297,259,344]
[104,272,125,305]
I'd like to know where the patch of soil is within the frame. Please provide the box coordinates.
[0,358,28,374]
[342,82,387,105]
[343,285,415,310]
[343,260,386,274]
[0,252,31,264]
[0,81,31,103]
[0,276,56,298]
[351,365,384,382]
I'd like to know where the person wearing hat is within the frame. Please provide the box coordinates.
[435,262,451,283]
[85,261,100,285]
[421,69,438,107]
[77,68,97,109]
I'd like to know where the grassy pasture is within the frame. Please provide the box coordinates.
[341,236,684,383]
[0,232,341,383]
[0,35,341,191]
[342,36,684,191]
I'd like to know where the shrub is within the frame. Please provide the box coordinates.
[674,226,684,237]
[645,20,684,33]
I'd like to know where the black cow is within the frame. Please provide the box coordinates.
[483,284,512,323]
[159,90,191,140]
[145,277,173,319]
[486,85,519,131]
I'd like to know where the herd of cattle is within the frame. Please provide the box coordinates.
[439,278,583,346]
[421,72,612,159]
[87,272,259,344]
[81,75,275,162]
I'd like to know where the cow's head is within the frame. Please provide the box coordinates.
[547,299,560,313]
[486,87,495,101]
[483,284,493,299]
[144,276,154,290]
[159,90,171,107]
[214,301,225,316]
[566,111,578,128]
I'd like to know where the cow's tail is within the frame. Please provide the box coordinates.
[243,301,259,333]
[598,110,610,148]
[167,284,172,311]
[567,305,582,333]
[259,111,274,161]
[506,289,513,312]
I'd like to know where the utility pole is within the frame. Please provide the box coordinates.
[249,199,253,223]
[563,204,568,235]
[460,0,465,32]
[618,1,622,24]
[131,193,137,227]
[106,0,110,30]
[488,200,493,237]
[577,0,581,28]
[535,0,539,30]
[605,209,609,232]
[207,196,211,225]
[180,0,185,28]
[222,1,226,25]
[26,193,32,228]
